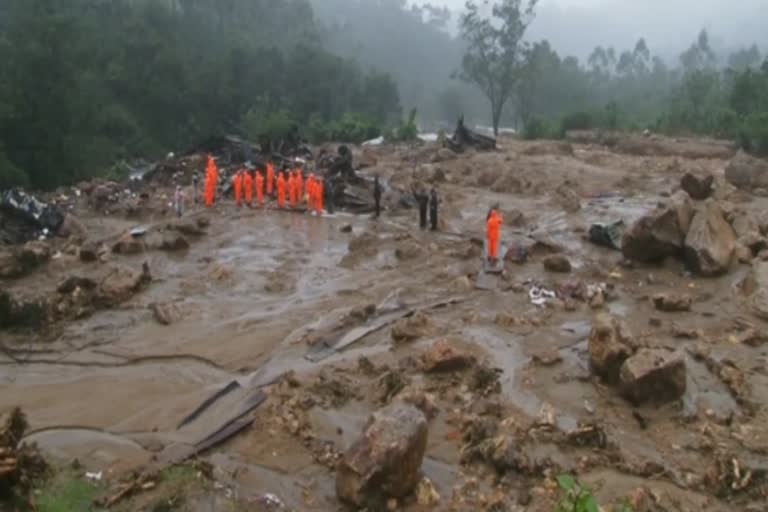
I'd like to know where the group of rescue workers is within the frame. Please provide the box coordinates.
[189,154,502,266]
[200,155,326,215]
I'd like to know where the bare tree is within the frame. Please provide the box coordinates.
[458,0,537,136]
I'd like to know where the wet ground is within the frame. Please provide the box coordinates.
[2,135,768,511]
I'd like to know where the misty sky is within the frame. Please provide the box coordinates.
[432,0,767,62]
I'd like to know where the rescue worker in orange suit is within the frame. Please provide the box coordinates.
[288,172,297,208]
[204,155,217,208]
[315,178,324,216]
[306,174,316,211]
[233,170,244,207]
[255,171,265,207]
[487,209,503,264]
[276,172,287,209]
[243,170,254,207]
[266,162,275,198]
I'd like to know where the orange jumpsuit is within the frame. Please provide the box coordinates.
[288,174,297,207]
[234,172,243,206]
[266,163,275,197]
[255,172,265,206]
[244,172,253,206]
[205,157,218,208]
[487,210,503,260]
[315,180,324,215]
[296,171,304,203]
[276,173,287,208]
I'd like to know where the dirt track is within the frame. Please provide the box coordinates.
[2,135,767,510]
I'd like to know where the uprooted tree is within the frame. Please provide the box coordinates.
[458,0,538,136]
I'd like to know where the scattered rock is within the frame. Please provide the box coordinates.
[415,477,441,507]
[680,172,713,200]
[150,302,181,325]
[725,150,768,191]
[340,224,353,233]
[79,241,99,262]
[589,315,635,383]
[542,254,572,273]
[553,182,581,212]
[19,241,51,268]
[0,250,24,278]
[209,264,233,282]
[159,233,190,251]
[57,213,87,240]
[739,261,768,320]
[112,233,146,255]
[336,403,428,507]
[421,339,474,373]
[394,241,424,261]
[619,349,686,404]
[391,311,431,343]
[491,174,523,194]
[168,217,208,237]
[57,276,97,294]
[96,264,151,307]
[684,199,736,276]
[432,148,456,163]
[394,389,439,421]
[652,293,692,312]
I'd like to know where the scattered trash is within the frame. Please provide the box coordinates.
[0,188,65,243]
[529,286,556,306]
[86,471,103,481]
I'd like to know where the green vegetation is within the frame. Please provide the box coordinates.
[35,472,103,512]
[554,474,635,512]
[0,0,402,190]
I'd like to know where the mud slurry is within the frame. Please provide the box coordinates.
[2,135,768,511]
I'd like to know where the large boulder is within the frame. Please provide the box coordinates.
[96,264,150,307]
[684,199,736,276]
[336,403,428,507]
[619,349,686,404]
[588,315,635,384]
[739,261,768,320]
[622,191,693,263]
[680,172,713,200]
[725,150,768,191]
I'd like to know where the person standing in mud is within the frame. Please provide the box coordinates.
[429,187,439,231]
[413,185,429,229]
[192,172,200,204]
[174,185,185,218]
[373,175,382,219]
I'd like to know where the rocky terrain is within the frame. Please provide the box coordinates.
[1,132,767,511]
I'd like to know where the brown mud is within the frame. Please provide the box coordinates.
[2,134,768,510]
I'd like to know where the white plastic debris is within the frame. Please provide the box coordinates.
[85,471,102,481]
[529,286,556,306]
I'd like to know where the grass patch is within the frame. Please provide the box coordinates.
[34,472,104,512]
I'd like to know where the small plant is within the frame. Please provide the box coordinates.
[555,474,599,512]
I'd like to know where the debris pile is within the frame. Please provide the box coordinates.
[443,117,496,152]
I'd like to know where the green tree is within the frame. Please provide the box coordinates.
[458,0,538,136]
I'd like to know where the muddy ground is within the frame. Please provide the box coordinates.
[1,134,767,511]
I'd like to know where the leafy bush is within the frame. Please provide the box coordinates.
[560,111,594,134]
[243,109,297,142]
[385,108,419,143]
[523,116,557,140]
[555,474,599,512]
[739,112,768,155]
